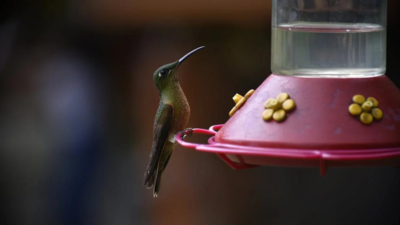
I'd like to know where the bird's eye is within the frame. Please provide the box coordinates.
[158,69,168,77]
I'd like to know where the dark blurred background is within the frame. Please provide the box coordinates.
[1,1,400,225]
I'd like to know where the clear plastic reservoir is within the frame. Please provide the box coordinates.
[271,0,387,77]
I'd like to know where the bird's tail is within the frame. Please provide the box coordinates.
[144,162,157,189]
[153,168,163,197]
[144,171,156,189]
[144,164,163,197]
[145,143,173,197]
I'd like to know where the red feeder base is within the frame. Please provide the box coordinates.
[177,74,400,175]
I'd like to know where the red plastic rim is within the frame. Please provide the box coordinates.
[176,124,400,175]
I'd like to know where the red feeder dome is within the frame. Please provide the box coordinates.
[177,74,400,175]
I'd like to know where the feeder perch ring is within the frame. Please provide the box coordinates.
[177,124,400,176]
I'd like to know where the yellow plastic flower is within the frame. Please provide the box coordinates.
[229,89,254,117]
[349,94,382,125]
[262,92,295,122]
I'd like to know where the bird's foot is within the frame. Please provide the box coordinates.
[182,128,193,140]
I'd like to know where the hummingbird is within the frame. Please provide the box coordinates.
[144,46,205,197]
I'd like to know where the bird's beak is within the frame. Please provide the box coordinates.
[177,46,205,66]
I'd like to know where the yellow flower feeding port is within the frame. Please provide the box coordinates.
[349,95,383,125]
[229,89,254,117]
[262,92,296,122]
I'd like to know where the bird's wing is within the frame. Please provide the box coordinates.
[144,102,174,187]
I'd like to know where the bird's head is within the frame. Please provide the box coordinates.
[153,46,204,92]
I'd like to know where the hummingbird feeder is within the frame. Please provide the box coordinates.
[177,0,400,175]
